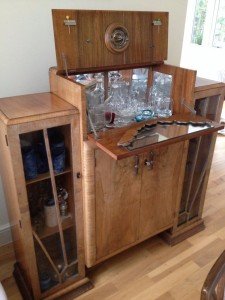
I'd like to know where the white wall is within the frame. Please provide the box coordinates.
[0,0,188,245]
[181,0,225,81]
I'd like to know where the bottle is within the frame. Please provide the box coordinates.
[86,73,104,109]
[86,73,105,131]
[59,201,68,217]
[44,198,57,227]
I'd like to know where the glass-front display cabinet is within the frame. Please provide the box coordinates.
[0,93,92,299]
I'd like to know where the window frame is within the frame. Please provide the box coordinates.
[191,0,225,48]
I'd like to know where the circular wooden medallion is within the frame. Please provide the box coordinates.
[105,23,130,53]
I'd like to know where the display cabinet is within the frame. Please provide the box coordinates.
[0,93,92,299]
[50,9,225,268]
[162,77,225,245]
[1,10,225,299]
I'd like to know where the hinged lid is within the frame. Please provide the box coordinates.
[88,114,223,160]
[52,9,168,73]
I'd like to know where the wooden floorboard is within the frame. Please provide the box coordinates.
[1,135,225,300]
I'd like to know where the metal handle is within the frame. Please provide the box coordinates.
[134,155,139,175]
[144,151,154,170]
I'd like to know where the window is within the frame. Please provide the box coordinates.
[213,0,225,48]
[191,0,225,48]
[191,0,208,45]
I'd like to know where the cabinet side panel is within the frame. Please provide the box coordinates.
[49,68,87,140]
[0,122,22,257]
[82,142,96,267]
[71,116,86,277]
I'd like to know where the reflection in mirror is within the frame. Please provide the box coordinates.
[148,72,173,118]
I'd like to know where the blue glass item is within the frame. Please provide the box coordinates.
[36,141,49,174]
[21,145,37,180]
[39,272,51,291]
[135,109,154,122]
[45,198,55,206]
[49,130,66,173]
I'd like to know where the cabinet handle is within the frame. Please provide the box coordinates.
[144,151,154,170]
[134,155,139,175]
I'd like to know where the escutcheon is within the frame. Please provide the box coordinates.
[105,23,130,53]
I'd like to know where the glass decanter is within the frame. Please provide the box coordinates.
[86,73,105,131]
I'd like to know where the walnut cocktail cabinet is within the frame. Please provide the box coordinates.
[50,9,225,267]
[0,93,92,299]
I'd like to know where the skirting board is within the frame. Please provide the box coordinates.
[0,223,12,246]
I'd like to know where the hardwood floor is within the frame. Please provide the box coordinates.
[1,135,225,300]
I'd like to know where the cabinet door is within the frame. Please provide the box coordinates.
[10,118,85,298]
[139,142,185,240]
[95,149,141,260]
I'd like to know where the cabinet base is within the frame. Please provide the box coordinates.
[160,219,205,246]
[13,263,93,300]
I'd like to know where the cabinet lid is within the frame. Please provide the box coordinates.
[0,93,78,125]
[88,114,223,160]
[52,9,168,73]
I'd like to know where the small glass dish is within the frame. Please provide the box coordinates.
[135,109,154,122]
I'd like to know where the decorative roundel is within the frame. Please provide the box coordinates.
[105,23,130,53]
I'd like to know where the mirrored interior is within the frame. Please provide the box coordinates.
[70,68,174,132]
[126,122,212,151]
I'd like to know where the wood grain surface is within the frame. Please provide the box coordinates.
[0,93,77,125]
[2,135,225,300]
[139,142,185,239]
[95,150,141,260]
[52,10,168,72]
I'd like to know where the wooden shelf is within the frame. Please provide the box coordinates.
[26,168,71,185]
[35,214,73,239]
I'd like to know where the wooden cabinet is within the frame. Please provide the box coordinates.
[94,141,187,261]
[49,9,225,269]
[0,93,92,299]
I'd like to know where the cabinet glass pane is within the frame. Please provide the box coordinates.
[34,240,60,292]
[19,124,79,293]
